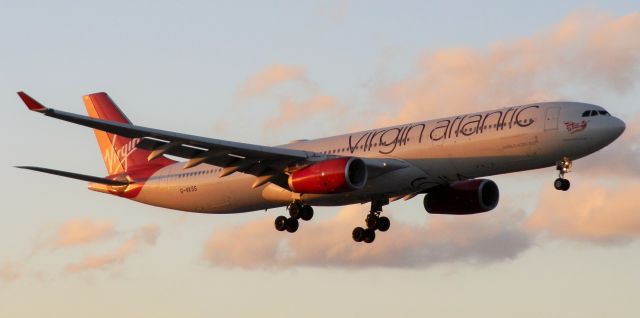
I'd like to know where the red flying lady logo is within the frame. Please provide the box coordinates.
[564,121,588,134]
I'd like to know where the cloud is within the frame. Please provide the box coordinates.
[63,224,160,273]
[236,64,306,98]
[577,116,640,177]
[265,95,338,130]
[527,179,640,243]
[202,205,533,269]
[53,219,115,247]
[316,0,351,24]
[0,262,21,283]
[236,63,346,134]
[379,11,640,126]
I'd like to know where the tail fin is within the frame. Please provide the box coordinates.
[83,93,175,175]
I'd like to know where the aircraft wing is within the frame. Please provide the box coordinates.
[18,92,409,188]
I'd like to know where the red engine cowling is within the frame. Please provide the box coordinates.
[424,179,499,214]
[288,157,367,194]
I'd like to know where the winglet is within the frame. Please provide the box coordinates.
[17,91,48,112]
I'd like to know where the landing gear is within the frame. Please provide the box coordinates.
[274,201,313,233]
[554,178,570,191]
[554,157,572,191]
[352,199,390,244]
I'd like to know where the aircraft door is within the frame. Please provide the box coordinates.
[544,106,560,131]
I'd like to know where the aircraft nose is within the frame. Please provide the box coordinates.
[609,116,626,140]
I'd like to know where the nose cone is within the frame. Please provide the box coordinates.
[610,117,626,140]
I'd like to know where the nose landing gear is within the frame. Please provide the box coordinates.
[275,201,314,233]
[352,199,390,244]
[554,157,572,191]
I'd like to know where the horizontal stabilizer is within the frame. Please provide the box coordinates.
[15,166,129,186]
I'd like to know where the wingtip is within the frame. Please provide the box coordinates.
[17,91,48,112]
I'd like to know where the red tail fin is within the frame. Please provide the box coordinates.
[83,93,175,175]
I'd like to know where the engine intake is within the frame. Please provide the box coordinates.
[288,157,367,194]
[424,179,499,215]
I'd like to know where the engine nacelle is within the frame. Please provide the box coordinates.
[424,179,499,215]
[288,157,367,194]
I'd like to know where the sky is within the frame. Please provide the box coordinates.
[1,1,640,317]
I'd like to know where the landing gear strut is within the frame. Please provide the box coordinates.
[274,200,314,233]
[554,157,572,191]
[352,199,390,244]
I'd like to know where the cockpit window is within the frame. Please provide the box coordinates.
[582,111,590,117]
[598,110,610,116]
[590,110,598,116]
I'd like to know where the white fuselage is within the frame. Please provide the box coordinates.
[124,102,625,213]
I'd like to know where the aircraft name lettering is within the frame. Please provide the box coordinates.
[347,105,539,154]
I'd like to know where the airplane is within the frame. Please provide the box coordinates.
[16,92,625,243]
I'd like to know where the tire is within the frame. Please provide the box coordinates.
[561,179,571,191]
[352,227,365,242]
[363,229,376,244]
[377,216,390,232]
[300,205,314,221]
[285,218,299,233]
[288,203,301,219]
[366,215,379,229]
[274,216,287,231]
[554,178,564,190]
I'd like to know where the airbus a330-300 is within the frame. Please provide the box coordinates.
[16,92,625,243]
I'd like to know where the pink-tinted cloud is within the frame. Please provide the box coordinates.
[202,205,533,269]
[53,219,115,247]
[316,0,351,23]
[63,224,160,273]
[527,180,640,243]
[235,63,347,135]
[379,11,640,126]
[0,262,21,283]
[265,95,338,130]
[236,64,306,98]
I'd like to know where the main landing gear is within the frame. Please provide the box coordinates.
[274,200,314,233]
[554,157,572,191]
[352,199,390,244]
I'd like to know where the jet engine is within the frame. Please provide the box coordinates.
[288,157,367,194]
[424,179,499,214]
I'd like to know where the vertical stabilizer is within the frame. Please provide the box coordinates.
[83,93,175,175]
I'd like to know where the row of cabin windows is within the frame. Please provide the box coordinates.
[149,117,537,180]
[582,110,610,117]
[316,117,533,155]
[319,137,411,154]
[461,118,533,134]
[150,168,222,180]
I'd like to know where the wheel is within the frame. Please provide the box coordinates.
[366,214,379,229]
[288,202,301,219]
[377,216,390,232]
[274,216,287,231]
[285,218,299,233]
[300,205,314,221]
[554,178,564,190]
[561,179,570,191]
[352,227,365,242]
[363,229,376,243]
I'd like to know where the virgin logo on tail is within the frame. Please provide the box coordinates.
[103,136,142,173]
